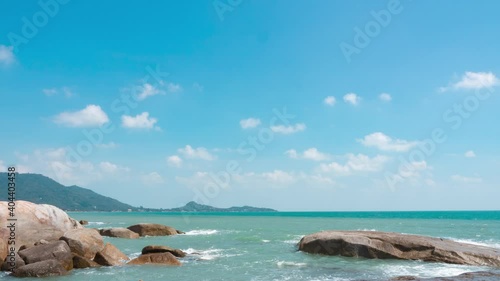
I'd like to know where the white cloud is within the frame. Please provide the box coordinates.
[167,82,182,93]
[320,154,389,175]
[286,148,329,161]
[379,93,392,102]
[142,172,165,185]
[178,145,215,161]
[53,105,109,128]
[0,45,15,66]
[271,123,306,134]
[343,93,361,105]
[43,87,75,98]
[136,83,163,101]
[324,96,336,106]
[43,88,58,96]
[451,174,482,184]
[167,155,183,167]
[464,150,476,158]
[121,112,160,130]
[0,160,6,172]
[240,118,261,129]
[358,132,418,152]
[99,161,129,173]
[261,170,298,184]
[192,82,204,92]
[440,71,499,92]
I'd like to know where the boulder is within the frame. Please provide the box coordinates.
[72,255,100,269]
[0,200,82,262]
[18,240,73,271]
[127,223,179,236]
[60,228,104,259]
[298,231,500,267]
[0,229,7,263]
[391,271,500,280]
[128,253,181,266]
[1,252,25,272]
[100,228,140,239]
[11,259,68,277]
[141,245,186,258]
[93,243,129,266]
[79,220,89,225]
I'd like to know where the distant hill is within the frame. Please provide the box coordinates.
[0,173,135,211]
[165,201,277,212]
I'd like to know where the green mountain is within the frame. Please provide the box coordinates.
[0,173,135,211]
[166,201,277,212]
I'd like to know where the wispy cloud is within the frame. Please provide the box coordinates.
[43,87,76,98]
[167,155,183,167]
[271,123,306,134]
[178,145,215,161]
[136,83,163,100]
[320,154,389,175]
[464,150,476,158]
[0,45,15,66]
[451,174,482,184]
[240,118,261,129]
[53,105,109,128]
[323,96,336,106]
[358,132,418,152]
[379,93,392,102]
[286,148,329,161]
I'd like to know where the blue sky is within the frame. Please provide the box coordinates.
[1,0,499,211]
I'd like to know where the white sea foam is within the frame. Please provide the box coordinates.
[183,248,242,261]
[276,261,308,268]
[184,229,219,236]
[88,222,106,225]
[447,238,500,249]
[262,239,271,243]
[357,228,377,231]
[381,262,484,278]
[283,235,303,244]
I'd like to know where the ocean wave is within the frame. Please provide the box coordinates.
[357,228,377,231]
[184,229,219,236]
[283,235,303,244]
[262,239,271,243]
[276,261,308,268]
[87,221,106,225]
[447,238,500,249]
[381,263,483,279]
[183,248,242,261]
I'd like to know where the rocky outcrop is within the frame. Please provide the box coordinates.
[298,231,500,267]
[99,228,140,239]
[79,220,89,225]
[12,259,69,277]
[127,223,180,236]
[18,241,73,271]
[0,200,82,261]
[391,271,500,280]
[60,229,104,259]
[141,245,186,258]
[0,229,7,263]
[72,255,100,269]
[1,252,25,271]
[93,243,129,266]
[128,253,181,266]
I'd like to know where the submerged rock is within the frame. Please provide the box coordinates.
[127,223,179,236]
[141,245,186,257]
[299,231,500,267]
[93,243,129,266]
[11,259,68,277]
[100,228,140,239]
[128,253,181,266]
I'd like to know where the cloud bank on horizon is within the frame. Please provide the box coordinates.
[0,1,499,211]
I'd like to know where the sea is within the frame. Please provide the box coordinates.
[2,211,500,281]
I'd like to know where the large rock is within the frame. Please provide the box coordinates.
[60,228,104,259]
[93,243,129,266]
[127,223,179,236]
[142,245,186,257]
[128,253,181,266]
[298,231,500,267]
[72,255,100,269]
[0,200,82,261]
[18,240,73,270]
[0,229,7,263]
[100,228,140,239]
[1,252,25,272]
[391,271,500,280]
[11,259,68,277]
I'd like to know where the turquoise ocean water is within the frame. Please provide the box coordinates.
[2,211,500,281]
